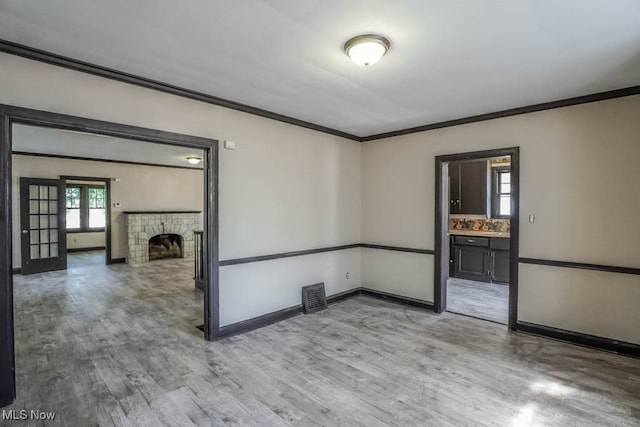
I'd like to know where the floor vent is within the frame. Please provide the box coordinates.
[302,282,327,314]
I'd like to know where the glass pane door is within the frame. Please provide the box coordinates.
[20,178,67,274]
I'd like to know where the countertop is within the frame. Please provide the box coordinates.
[449,229,510,238]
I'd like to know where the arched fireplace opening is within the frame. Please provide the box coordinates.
[148,234,183,261]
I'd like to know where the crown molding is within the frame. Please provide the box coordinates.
[1,39,638,142]
[361,85,640,141]
[0,39,361,142]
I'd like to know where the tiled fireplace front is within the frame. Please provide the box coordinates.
[125,211,201,266]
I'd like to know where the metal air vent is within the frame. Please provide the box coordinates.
[302,282,327,314]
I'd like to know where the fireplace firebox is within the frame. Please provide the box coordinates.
[149,234,183,261]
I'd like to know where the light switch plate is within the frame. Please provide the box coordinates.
[224,140,236,150]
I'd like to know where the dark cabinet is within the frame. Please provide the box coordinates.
[490,237,510,284]
[449,160,487,215]
[451,236,510,284]
[453,236,491,282]
[460,161,487,214]
[449,161,461,213]
[491,250,510,284]
[454,245,491,282]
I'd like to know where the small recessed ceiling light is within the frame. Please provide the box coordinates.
[186,156,202,165]
[344,34,391,66]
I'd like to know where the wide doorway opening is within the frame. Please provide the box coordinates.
[63,177,109,270]
[0,105,219,408]
[434,148,519,328]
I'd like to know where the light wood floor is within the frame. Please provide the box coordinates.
[67,249,106,269]
[7,261,640,426]
[446,278,509,324]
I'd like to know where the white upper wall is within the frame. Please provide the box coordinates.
[363,95,640,267]
[0,52,362,260]
[219,120,361,260]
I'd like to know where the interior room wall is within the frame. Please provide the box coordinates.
[67,232,105,250]
[3,52,637,343]
[1,53,362,326]
[362,248,433,301]
[362,95,640,344]
[220,249,361,326]
[11,154,204,267]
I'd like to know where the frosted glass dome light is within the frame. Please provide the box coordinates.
[344,34,390,66]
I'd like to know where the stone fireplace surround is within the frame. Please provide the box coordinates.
[125,211,201,266]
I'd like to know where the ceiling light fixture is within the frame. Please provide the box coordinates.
[344,34,391,66]
[186,156,202,165]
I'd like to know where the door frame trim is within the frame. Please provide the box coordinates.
[0,104,219,407]
[434,147,520,330]
[60,176,113,265]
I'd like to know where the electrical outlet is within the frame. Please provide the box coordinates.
[346,272,350,279]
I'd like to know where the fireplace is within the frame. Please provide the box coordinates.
[149,233,183,261]
[125,211,201,266]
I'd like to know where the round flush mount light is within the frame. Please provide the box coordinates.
[344,34,391,66]
[186,156,202,165]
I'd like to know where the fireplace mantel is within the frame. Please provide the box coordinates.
[123,210,202,214]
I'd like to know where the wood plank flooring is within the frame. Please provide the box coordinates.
[447,278,509,324]
[5,261,640,426]
[67,249,106,269]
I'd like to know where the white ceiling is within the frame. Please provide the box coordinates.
[12,124,204,169]
[1,1,639,137]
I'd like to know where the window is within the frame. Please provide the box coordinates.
[65,184,106,231]
[88,187,106,228]
[492,167,511,218]
[65,187,81,229]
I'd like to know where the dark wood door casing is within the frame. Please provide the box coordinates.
[0,103,219,407]
[434,147,520,329]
